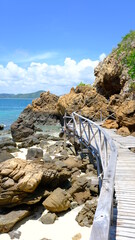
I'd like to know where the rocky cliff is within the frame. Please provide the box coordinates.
[11,91,62,141]
[93,30,135,135]
[94,30,135,98]
[57,86,109,120]
[11,31,135,140]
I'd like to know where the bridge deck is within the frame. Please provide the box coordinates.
[64,113,135,239]
[104,129,135,240]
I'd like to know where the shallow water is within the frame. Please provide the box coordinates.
[0,98,33,129]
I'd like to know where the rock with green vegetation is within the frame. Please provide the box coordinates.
[94,30,135,134]
[94,30,135,98]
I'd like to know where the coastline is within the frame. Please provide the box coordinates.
[0,120,97,239]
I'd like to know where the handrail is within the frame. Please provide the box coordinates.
[64,112,117,240]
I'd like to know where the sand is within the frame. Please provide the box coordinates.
[1,139,92,239]
[0,206,91,240]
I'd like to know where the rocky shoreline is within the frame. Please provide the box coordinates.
[0,126,98,238]
[1,31,135,239]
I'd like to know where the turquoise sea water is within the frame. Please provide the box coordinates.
[0,98,33,129]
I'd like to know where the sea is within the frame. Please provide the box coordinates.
[0,98,33,130]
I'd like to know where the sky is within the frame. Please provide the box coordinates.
[0,0,135,95]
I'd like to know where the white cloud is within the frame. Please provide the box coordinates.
[99,53,106,61]
[0,54,104,95]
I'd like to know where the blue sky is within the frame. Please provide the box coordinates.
[0,0,135,94]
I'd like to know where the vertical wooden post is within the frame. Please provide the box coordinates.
[64,112,67,150]
[79,117,83,157]
[88,123,91,145]
[111,198,114,225]
[73,117,75,145]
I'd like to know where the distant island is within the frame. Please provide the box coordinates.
[0,90,45,99]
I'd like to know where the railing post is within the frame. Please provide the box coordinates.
[88,123,91,145]
[73,115,75,145]
[64,112,67,150]
[79,117,83,154]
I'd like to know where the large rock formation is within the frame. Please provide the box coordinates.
[10,31,135,140]
[0,157,72,208]
[57,86,109,121]
[94,31,135,99]
[11,91,62,141]
[94,31,135,134]
[0,136,98,232]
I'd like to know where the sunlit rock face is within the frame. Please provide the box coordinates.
[57,86,109,121]
[11,91,62,141]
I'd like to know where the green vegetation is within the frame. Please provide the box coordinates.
[77,82,91,87]
[129,81,135,92]
[0,90,44,99]
[116,30,135,80]
[78,81,86,86]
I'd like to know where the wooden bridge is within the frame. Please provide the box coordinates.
[64,112,135,240]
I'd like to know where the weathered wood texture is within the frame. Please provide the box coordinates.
[64,112,118,240]
[105,129,135,240]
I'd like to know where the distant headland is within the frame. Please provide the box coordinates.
[0,90,44,99]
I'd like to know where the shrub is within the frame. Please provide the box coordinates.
[116,30,135,80]
[129,82,135,91]
[78,82,86,86]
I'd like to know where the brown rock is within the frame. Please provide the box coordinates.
[0,157,72,207]
[116,100,135,132]
[0,208,30,233]
[63,156,88,170]
[117,126,131,136]
[72,233,82,240]
[40,212,57,224]
[76,199,97,227]
[73,191,91,205]
[42,188,71,212]
[102,119,118,129]
[94,55,122,98]
[57,86,109,121]
[11,91,61,142]
[0,158,43,207]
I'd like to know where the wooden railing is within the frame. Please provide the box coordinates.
[64,112,117,240]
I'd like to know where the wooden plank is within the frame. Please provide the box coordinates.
[116,226,135,233]
[116,231,135,238]
[116,236,135,240]
[115,215,135,221]
[66,113,135,240]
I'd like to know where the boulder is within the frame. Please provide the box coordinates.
[26,148,43,160]
[0,138,16,149]
[0,150,14,163]
[0,158,43,207]
[40,211,57,224]
[102,119,118,129]
[42,188,71,212]
[73,191,91,205]
[40,140,48,149]
[57,86,109,121]
[0,124,4,130]
[43,153,52,162]
[116,100,135,132]
[0,156,72,208]
[76,199,97,227]
[94,55,122,98]
[0,208,31,233]
[63,156,88,170]
[18,136,40,148]
[11,91,62,142]
[117,126,131,136]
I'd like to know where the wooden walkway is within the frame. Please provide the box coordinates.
[105,129,135,240]
[64,113,135,240]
